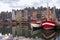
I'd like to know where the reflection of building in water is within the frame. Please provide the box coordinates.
[41,29,57,40]
[41,29,60,40]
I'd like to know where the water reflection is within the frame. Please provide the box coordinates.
[33,29,60,40]
[41,29,56,40]
[0,25,60,40]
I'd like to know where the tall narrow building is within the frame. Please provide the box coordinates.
[12,10,16,21]
[15,10,21,22]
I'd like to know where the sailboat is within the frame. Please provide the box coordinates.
[42,18,55,30]
[41,3,56,30]
[41,3,56,40]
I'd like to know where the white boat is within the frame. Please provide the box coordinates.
[31,23,40,27]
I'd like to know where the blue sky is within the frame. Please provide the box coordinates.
[0,0,60,12]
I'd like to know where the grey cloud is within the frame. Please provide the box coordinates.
[0,0,20,3]
[10,5,21,8]
[0,0,21,8]
[9,5,26,9]
[9,3,31,8]
[32,2,42,5]
[56,0,60,4]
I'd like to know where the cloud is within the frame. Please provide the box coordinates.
[0,0,20,3]
[0,0,60,12]
[0,1,12,12]
[51,0,60,8]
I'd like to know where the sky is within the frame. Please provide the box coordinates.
[0,0,60,12]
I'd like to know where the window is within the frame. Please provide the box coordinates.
[21,10,24,17]
[37,14,41,18]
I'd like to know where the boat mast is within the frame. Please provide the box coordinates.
[46,3,52,20]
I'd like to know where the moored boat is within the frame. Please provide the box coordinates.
[42,19,56,30]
